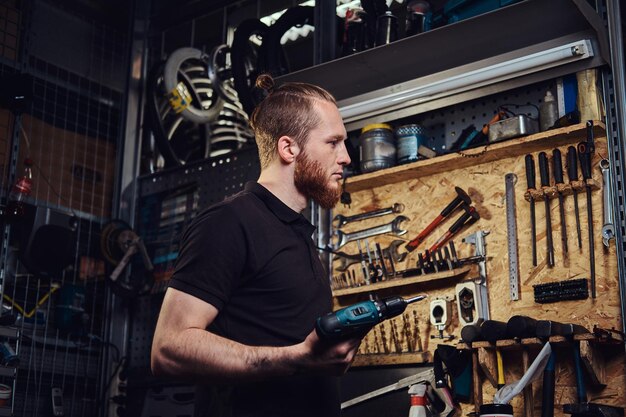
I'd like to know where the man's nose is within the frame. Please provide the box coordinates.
[338,141,351,166]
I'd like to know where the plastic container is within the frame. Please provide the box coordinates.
[395,124,428,164]
[0,383,11,406]
[0,342,18,367]
[359,123,396,173]
[539,90,558,131]
[479,403,513,417]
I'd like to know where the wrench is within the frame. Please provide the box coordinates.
[333,203,405,229]
[330,216,409,250]
[333,240,408,272]
[600,159,615,247]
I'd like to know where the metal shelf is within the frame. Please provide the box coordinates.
[277,0,609,131]
[0,328,18,340]
[343,121,606,193]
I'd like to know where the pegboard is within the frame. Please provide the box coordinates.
[139,145,260,207]
[346,79,558,159]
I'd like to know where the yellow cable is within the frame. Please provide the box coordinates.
[3,286,59,319]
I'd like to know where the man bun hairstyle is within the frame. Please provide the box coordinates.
[249,73,337,169]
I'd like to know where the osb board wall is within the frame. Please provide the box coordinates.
[17,115,116,218]
[332,132,625,412]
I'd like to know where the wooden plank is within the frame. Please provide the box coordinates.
[332,266,470,297]
[351,352,430,367]
[344,121,605,192]
[579,339,606,387]
[478,347,498,388]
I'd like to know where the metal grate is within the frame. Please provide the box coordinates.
[0,1,129,416]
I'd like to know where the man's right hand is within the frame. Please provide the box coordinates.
[295,328,362,376]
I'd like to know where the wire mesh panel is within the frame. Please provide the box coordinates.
[0,1,130,416]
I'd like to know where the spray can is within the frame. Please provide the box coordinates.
[408,384,427,417]
[539,90,558,131]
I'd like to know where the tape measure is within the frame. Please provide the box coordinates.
[505,173,520,300]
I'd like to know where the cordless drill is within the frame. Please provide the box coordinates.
[315,295,427,340]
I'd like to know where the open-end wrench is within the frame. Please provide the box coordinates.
[330,216,409,250]
[600,159,615,247]
[332,240,408,272]
[333,203,405,229]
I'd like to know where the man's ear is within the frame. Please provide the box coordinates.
[277,135,300,164]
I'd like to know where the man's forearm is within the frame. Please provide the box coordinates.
[152,328,304,382]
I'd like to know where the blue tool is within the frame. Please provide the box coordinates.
[316,295,426,340]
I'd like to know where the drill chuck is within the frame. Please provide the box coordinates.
[315,295,426,340]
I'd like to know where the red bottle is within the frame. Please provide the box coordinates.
[5,158,33,223]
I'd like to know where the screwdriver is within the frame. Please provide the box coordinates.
[316,295,427,340]
[539,152,555,267]
[578,121,596,298]
[552,148,568,255]
[525,154,538,266]
[567,146,583,249]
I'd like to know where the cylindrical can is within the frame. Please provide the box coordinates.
[0,383,11,406]
[375,11,398,46]
[479,403,513,417]
[395,124,428,164]
[359,123,395,173]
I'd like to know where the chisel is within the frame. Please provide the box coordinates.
[538,152,555,267]
[567,146,583,249]
[552,148,568,254]
[524,155,538,266]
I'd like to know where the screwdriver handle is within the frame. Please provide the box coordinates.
[525,154,536,190]
[567,146,578,182]
[538,152,550,188]
[552,149,564,185]
[578,142,592,180]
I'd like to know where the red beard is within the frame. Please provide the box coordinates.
[294,152,342,210]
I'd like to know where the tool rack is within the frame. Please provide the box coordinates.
[457,331,624,417]
[329,118,624,414]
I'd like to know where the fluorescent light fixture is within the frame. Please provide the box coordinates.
[339,39,594,121]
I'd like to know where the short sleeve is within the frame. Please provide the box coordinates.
[168,204,247,310]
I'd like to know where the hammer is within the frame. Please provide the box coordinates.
[536,320,588,417]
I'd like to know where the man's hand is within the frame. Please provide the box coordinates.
[295,329,362,376]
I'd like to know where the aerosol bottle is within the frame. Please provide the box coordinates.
[408,384,427,417]
[539,90,558,131]
[5,158,33,223]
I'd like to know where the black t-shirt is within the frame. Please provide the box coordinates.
[169,182,339,417]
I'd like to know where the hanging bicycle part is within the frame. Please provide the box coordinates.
[101,220,154,299]
[206,44,256,156]
[163,47,224,124]
[231,19,272,116]
[147,60,211,167]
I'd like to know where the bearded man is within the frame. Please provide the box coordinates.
[151,74,361,417]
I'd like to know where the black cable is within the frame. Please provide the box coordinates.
[498,102,540,120]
